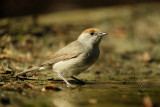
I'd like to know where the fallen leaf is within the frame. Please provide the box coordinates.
[2,83,12,88]
[88,98,97,104]
[23,83,37,89]
[142,52,151,62]
[143,95,153,107]
[136,52,151,62]
[0,70,6,74]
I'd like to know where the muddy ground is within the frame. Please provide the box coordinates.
[0,3,160,107]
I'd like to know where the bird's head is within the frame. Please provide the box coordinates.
[78,28,107,46]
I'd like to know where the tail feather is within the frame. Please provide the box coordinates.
[14,66,40,76]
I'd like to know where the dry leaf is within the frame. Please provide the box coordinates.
[142,52,151,62]
[143,96,153,107]
[88,98,97,104]
[2,83,12,88]
[23,83,37,89]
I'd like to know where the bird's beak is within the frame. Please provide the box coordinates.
[98,32,107,36]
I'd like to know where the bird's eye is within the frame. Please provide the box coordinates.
[90,32,94,35]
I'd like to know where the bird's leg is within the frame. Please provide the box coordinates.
[57,72,72,87]
[71,76,85,85]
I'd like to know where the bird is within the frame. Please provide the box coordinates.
[15,28,107,87]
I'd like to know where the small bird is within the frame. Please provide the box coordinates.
[15,28,107,86]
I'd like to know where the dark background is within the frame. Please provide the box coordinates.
[0,0,160,17]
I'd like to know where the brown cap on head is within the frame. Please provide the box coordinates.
[82,28,101,34]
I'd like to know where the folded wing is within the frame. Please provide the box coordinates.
[39,41,84,66]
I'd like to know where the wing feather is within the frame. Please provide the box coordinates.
[39,41,84,66]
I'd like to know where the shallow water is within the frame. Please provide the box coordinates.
[51,82,160,107]
[2,80,158,107]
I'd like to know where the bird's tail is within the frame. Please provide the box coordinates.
[14,66,40,76]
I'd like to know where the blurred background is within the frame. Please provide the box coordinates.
[0,0,160,107]
[0,0,159,17]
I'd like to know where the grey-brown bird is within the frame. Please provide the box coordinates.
[15,28,107,87]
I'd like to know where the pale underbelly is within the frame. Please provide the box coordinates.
[52,57,92,77]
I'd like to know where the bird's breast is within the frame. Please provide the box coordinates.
[83,46,100,65]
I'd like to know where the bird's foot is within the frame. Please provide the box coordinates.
[70,76,86,85]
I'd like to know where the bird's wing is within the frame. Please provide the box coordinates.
[39,41,84,66]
